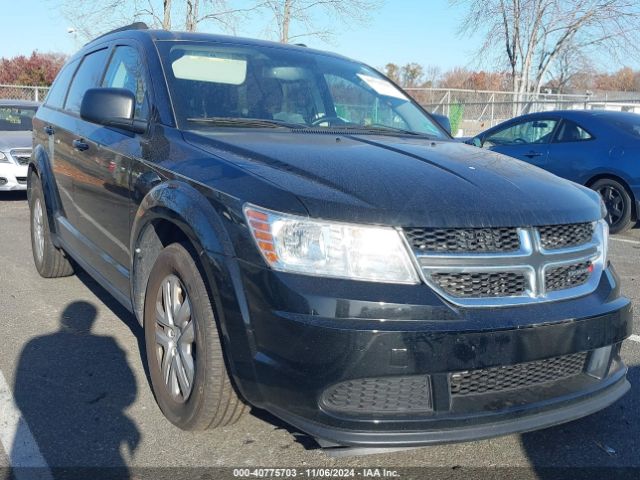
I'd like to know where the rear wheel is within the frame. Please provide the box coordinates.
[144,242,246,430]
[591,178,634,234]
[29,174,74,278]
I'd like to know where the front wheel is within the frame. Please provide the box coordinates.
[591,178,635,234]
[29,173,74,278]
[144,242,246,430]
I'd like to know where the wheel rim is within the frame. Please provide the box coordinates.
[597,185,625,227]
[155,274,196,403]
[33,198,45,263]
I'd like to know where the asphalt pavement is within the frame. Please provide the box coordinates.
[0,190,639,479]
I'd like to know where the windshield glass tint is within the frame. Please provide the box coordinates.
[0,106,37,131]
[157,41,445,138]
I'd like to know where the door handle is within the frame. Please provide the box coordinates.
[72,139,89,152]
[524,151,543,158]
[44,125,54,136]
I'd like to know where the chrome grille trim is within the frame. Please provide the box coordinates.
[9,148,31,166]
[402,221,606,307]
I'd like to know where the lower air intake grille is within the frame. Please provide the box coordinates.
[321,376,432,414]
[431,271,526,298]
[404,227,520,253]
[450,352,588,396]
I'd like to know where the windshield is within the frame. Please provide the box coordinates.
[0,106,37,131]
[157,41,446,138]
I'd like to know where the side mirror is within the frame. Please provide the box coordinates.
[80,88,147,134]
[472,137,482,147]
[431,113,452,135]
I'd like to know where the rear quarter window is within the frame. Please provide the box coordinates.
[44,58,80,109]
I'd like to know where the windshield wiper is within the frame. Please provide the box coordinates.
[316,123,437,138]
[357,124,433,137]
[186,117,302,129]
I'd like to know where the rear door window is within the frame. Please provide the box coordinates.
[64,48,110,114]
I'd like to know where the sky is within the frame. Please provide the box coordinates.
[0,0,484,71]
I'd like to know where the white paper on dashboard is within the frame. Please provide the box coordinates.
[356,74,407,100]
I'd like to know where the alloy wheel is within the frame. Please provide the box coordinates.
[155,274,196,403]
[33,198,45,263]
[597,185,625,227]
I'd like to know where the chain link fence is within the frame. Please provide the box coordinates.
[3,84,640,137]
[407,87,640,137]
[0,85,50,102]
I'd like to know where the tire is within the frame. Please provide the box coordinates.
[29,173,74,278]
[591,178,635,234]
[144,242,246,430]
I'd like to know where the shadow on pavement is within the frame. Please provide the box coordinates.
[9,301,140,479]
[521,364,639,479]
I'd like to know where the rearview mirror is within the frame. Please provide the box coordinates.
[80,88,147,134]
[431,113,452,135]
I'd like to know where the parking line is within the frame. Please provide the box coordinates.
[0,370,52,479]
[630,335,640,343]
[610,237,640,246]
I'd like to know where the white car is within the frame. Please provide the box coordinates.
[0,100,39,191]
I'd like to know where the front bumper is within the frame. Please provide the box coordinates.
[0,162,28,191]
[231,259,632,447]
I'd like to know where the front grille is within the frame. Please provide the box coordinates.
[432,271,526,298]
[450,352,587,396]
[10,149,31,166]
[545,261,592,291]
[16,177,27,185]
[406,221,603,306]
[538,222,594,250]
[404,227,520,253]
[321,376,432,414]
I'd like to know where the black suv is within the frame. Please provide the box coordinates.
[28,23,632,448]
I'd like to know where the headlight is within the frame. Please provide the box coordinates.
[0,152,8,163]
[244,204,420,284]
[598,218,609,266]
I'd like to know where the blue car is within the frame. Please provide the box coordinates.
[470,110,640,233]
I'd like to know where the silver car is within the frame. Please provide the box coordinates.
[0,100,39,191]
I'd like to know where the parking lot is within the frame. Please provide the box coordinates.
[0,190,639,479]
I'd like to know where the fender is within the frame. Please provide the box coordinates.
[130,180,264,404]
[28,144,63,240]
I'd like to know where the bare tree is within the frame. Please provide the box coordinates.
[57,0,251,38]
[453,0,640,107]
[262,0,383,43]
[545,45,588,93]
[184,0,261,32]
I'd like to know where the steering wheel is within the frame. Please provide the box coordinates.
[512,138,527,144]
[310,115,347,127]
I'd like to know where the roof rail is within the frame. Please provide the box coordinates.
[87,22,149,44]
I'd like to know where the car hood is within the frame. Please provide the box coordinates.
[184,131,602,228]
[0,131,31,151]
